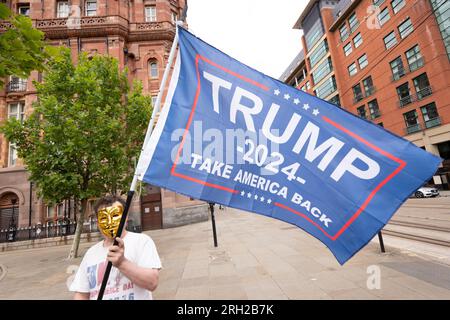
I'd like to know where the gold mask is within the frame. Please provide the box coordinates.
[97,203,124,238]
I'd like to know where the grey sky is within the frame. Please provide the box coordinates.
[187,0,308,79]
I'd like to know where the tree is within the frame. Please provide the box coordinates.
[1,47,152,258]
[0,3,48,87]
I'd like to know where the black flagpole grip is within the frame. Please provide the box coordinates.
[97,190,135,300]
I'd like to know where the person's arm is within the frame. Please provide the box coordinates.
[73,292,90,300]
[107,237,159,291]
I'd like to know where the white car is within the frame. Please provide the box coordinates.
[413,187,439,198]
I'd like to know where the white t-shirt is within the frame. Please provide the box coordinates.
[69,232,162,300]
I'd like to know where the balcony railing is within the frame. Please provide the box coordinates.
[405,123,422,134]
[391,58,425,82]
[416,86,433,100]
[6,79,27,93]
[398,94,415,107]
[424,117,441,129]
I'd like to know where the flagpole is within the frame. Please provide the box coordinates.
[97,22,182,300]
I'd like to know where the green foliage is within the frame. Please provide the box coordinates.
[1,47,152,205]
[0,3,48,87]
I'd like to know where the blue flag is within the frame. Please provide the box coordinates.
[136,26,441,264]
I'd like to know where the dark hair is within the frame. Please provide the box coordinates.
[94,195,126,214]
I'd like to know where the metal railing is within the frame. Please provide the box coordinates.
[416,86,433,100]
[424,117,441,129]
[6,79,27,92]
[405,123,422,134]
[398,86,432,108]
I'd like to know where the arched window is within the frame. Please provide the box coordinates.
[0,192,19,230]
[149,60,158,78]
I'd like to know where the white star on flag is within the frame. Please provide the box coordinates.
[260,196,265,202]
[240,191,245,196]
[247,192,252,198]
[303,103,310,110]
[274,89,280,96]
[267,199,272,204]
[254,194,258,200]
[293,98,300,105]
[312,109,320,116]
[284,93,290,100]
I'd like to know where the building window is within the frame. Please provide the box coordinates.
[8,76,27,92]
[353,84,364,103]
[8,143,17,167]
[357,106,367,119]
[149,60,158,78]
[348,62,357,76]
[151,96,157,107]
[145,6,157,22]
[353,33,363,48]
[18,4,30,16]
[348,12,359,33]
[343,42,353,56]
[306,81,311,90]
[430,0,450,60]
[57,1,69,18]
[312,57,333,84]
[368,99,381,119]
[378,7,391,26]
[85,1,97,16]
[358,54,368,69]
[421,102,440,129]
[328,94,340,107]
[314,76,337,99]
[305,19,324,50]
[339,24,349,42]
[413,73,432,100]
[390,56,405,80]
[378,122,384,127]
[383,31,397,49]
[405,45,423,72]
[391,0,406,14]
[403,110,420,134]
[309,39,328,69]
[363,76,375,96]
[8,102,25,123]
[397,82,412,107]
[172,11,178,24]
[374,0,385,6]
[398,18,413,39]
[47,205,55,218]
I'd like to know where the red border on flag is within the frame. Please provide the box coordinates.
[170,54,407,241]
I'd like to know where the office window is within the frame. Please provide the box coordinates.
[85,1,97,16]
[309,40,329,69]
[149,60,158,78]
[8,143,17,167]
[358,54,368,69]
[339,24,349,42]
[348,12,359,33]
[374,0,385,6]
[378,7,391,26]
[343,42,353,56]
[397,82,412,106]
[18,4,30,16]
[384,31,397,49]
[57,1,70,18]
[314,76,337,99]
[406,45,423,72]
[421,102,440,128]
[390,56,405,80]
[431,0,450,59]
[328,94,341,107]
[363,76,375,96]
[398,18,413,38]
[391,0,406,14]
[403,110,420,133]
[145,6,157,22]
[413,73,432,100]
[312,57,333,84]
[305,19,324,50]
[357,106,367,119]
[353,84,364,102]
[368,99,381,119]
[8,102,25,123]
[353,33,363,48]
[348,62,357,76]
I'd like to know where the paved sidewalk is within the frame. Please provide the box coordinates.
[1,207,450,299]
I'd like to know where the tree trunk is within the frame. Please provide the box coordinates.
[67,198,88,259]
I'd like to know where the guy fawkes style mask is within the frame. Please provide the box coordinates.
[97,203,124,238]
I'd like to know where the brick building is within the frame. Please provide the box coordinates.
[281,0,450,189]
[0,0,209,233]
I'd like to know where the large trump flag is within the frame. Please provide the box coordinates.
[136,26,441,264]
